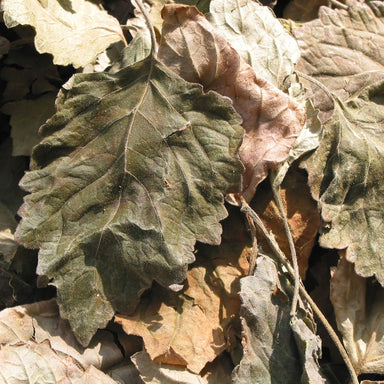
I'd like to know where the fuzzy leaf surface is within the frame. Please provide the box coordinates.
[208,0,300,87]
[0,0,125,68]
[159,4,305,201]
[294,2,384,119]
[15,57,243,346]
[303,84,384,284]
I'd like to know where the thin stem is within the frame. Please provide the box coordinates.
[245,214,258,275]
[270,176,300,316]
[239,196,359,384]
[134,0,156,58]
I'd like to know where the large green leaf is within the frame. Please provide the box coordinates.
[303,82,384,284]
[15,56,243,346]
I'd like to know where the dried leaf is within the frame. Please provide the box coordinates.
[233,255,325,384]
[0,299,124,383]
[330,255,384,375]
[0,202,18,262]
[294,2,384,119]
[252,166,321,278]
[2,92,56,156]
[0,0,125,68]
[116,209,248,373]
[15,56,243,346]
[159,4,306,201]
[303,84,384,284]
[208,0,300,87]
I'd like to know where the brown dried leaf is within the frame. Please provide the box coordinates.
[330,254,384,375]
[116,208,249,373]
[158,4,306,201]
[251,166,320,278]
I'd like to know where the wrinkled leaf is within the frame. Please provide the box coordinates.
[252,166,320,278]
[116,207,248,373]
[159,4,305,201]
[303,84,384,285]
[233,255,325,384]
[330,255,384,375]
[2,92,57,156]
[208,0,300,87]
[294,2,384,119]
[0,299,124,383]
[132,350,231,384]
[15,56,243,346]
[0,0,125,68]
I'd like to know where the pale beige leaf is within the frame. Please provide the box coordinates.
[0,299,124,371]
[330,255,384,375]
[0,0,125,68]
[158,4,306,201]
[208,0,300,87]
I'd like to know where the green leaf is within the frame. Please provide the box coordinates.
[0,0,125,68]
[303,83,384,284]
[208,0,300,88]
[15,57,243,346]
[294,2,384,119]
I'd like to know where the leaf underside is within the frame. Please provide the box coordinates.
[15,57,243,346]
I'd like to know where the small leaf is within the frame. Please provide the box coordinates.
[303,84,384,285]
[0,299,124,383]
[208,0,300,87]
[159,4,306,201]
[15,56,243,346]
[0,0,125,68]
[330,255,384,375]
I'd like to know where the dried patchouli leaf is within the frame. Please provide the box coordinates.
[330,255,384,375]
[132,351,232,384]
[2,92,57,156]
[116,208,249,373]
[0,299,124,383]
[233,255,326,384]
[208,0,300,88]
[0,202,18,262]
[294,1,384,119]
[0,0,125,68]
[303,82,384,285]
[252,166,320,279]
[15,56,243,346]
[159,4,306,202]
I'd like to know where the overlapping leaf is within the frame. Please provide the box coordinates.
[0,299,124,383]
[208,0,300,87]
[159,4,306,201]
[294,1,384,119]
[0,0,125,68]
[233,255,325,383]
[330,255,384,375]
[303,82,384,285]
[15,56,243,346]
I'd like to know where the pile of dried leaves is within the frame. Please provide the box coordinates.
[0,0,384,383]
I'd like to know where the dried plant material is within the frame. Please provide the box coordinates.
[208,0,300,87]
[251,166,320,278]
[116,210,248,373]
[233,255,325,384]
[0,299,125,383]
[0,202,18,262]
[330,255,384,375]
[159,4,306,201]
[0,0,125,68]
[294,2,384,119]
[15,56,243,346]
[303,85,384,285]
[2,92,57,156]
